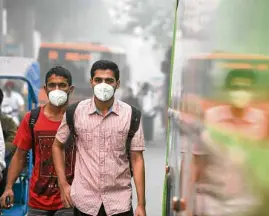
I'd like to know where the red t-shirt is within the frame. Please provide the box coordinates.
[13,107,76,210]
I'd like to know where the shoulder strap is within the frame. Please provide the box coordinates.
[126,105,141,177]
[66,101,80,141]
[29,107,41,165]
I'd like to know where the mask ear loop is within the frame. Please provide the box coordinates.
[114,85,118,93]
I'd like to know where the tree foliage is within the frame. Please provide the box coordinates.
[109,0,175,49]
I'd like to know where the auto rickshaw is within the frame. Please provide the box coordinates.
[0,56,40,216]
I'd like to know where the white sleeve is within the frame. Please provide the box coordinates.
[16,92,25,106]
[0,121,6,174]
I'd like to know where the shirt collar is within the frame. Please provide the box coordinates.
[88,97,120,116]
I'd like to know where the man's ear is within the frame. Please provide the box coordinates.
[116,80,120,89]
[69,85,75,93]
[90,78,93,88]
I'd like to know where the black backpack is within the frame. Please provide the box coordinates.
[29,102,141,176]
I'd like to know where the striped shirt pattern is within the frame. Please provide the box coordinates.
[56,98,145,215]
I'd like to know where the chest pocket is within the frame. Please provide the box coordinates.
[76,127,93,150]
[111,130,128,151]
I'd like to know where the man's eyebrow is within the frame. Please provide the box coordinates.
[47,81,68,84]
[94,77,114,80]
[47,81,67,83]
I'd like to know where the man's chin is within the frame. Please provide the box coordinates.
[94,95,114,103]
[49,102,68,108]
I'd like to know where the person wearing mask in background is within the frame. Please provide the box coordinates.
[206,68,267,140]
[121,87,141,110]
[1,81,25,126]
[181,69,266,216]
[138,82,157,142]
[52,60,146,216]
[0,66,76,216]
[0,88,17,197]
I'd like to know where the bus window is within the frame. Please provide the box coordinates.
[38,48,90,88]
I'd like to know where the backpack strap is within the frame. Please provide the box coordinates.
[29,107,41,165]
[66,101,80,141]
[126,105,141,177]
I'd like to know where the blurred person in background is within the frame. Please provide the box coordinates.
[121,86,141,109]
[1,81,25,126]
[137,82,157,142]
[206,68,267,140]
[0,88,17,197]
[179,68,265,216]
[0,67,75,216]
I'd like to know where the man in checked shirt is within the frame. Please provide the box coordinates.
[52,60,146,216]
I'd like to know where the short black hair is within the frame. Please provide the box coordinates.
[90,60,120,81]
[45,66,72,86]
[225,68,256,89]
[0,88,3,105]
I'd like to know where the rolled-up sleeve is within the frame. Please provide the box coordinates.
[0,122,6,173]
[130,119,145,151]
[55,113,70,144]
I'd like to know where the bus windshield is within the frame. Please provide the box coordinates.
[38,47,90,88]
[37,43,129,104]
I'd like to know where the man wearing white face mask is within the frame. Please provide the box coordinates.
[205,68,268,140]
[53,60,146,216]
[0,66,76,216]
[183,69,268,216]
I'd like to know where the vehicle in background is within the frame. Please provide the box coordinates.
[0,56,40,216]
[165,51,269,216]
[37,42,130,105]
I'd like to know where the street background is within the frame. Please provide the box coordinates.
[132,113,166,216]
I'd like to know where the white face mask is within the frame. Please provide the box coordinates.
[48,89,68,107]
[229,90,253,108]
[94,83,115,102]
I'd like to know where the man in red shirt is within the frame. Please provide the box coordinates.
[0,66,75,216]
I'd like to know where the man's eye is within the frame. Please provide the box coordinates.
[106,79,114,83]
[48,83,56,88]
[59,83,67,88]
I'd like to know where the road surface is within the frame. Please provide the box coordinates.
[132,114,166,216]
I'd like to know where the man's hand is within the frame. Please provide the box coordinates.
[0,189,14,208]
[59,183,73,208]
[135,204,146,216]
